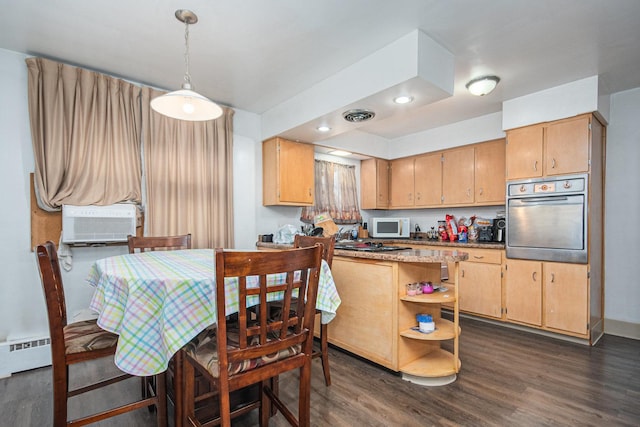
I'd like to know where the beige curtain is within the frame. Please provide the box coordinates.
[26,57,142,210]
[301,160,362,224]
[141,87,234,249]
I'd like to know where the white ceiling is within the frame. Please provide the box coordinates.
[2,0,640,143]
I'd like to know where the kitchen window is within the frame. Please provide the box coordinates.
[300,160,362,224]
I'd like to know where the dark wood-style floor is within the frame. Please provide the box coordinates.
[2,317,639,426]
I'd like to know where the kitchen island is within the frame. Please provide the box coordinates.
[258,242,468,385]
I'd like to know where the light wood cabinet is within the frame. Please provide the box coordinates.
[544,263,589,335]
[360,158,389,209]
[504,259,542,326]
[414,152,442,207]
[505,259,589,337]
[451,248,503,319]
[441,146,475,205]
[545,115,590,176]
[389,157,416,208]
[475,139,506,204]
[262,137,315,206]
[388,139,505,209]
[506,114,591,180]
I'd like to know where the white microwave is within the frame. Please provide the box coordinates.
[370,217,410,238]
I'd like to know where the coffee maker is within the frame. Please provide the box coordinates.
[493,218,506,242]
[476,219,494,242]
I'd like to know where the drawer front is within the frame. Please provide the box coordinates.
[461,248,502,264]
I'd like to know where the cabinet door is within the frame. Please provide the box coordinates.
[277,138,315,204]
[361,158,389,209]
[544,262,588,335]
[458,262,502,319]
[442,146,475,205]
[505,260,542,326]
[389,157,415,208]
[414,153,442,207]
[545,115,590,176]
[475,139,506,204]
[506,125,544,180]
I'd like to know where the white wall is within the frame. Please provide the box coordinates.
[604,87,640,330]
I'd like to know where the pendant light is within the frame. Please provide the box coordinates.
[151,9,223,121]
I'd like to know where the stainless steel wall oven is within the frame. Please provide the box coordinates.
[506,174,588,263]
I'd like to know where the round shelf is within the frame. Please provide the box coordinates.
[400,348,461,380]
[400,286,456,304]
[400,318,459,341]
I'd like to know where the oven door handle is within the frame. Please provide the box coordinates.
[518,196,570,203]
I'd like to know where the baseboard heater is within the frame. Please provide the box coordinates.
[0,336,52,378]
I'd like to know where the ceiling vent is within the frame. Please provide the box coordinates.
[342,109,375,123]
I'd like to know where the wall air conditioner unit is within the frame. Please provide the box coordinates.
[62,204,137,244]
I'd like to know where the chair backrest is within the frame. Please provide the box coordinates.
[127,234,192,253]
[35,241,68,359]
[215,245,323,378]
[293,234,336,268]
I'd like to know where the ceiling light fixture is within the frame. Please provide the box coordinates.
[151,9,223,121]
[316,125,331,132]
[328,150,352,157]
[465,75,500,96]
[393,95,413,104]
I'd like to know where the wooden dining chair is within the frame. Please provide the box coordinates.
[127,233,192,253]
[127,234,191,414]
[293,234,335,386]
[35,241,167,427]
[181,245,323,427]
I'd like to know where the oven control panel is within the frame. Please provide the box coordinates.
[508,174,586,197]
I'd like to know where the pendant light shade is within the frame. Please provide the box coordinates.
[151,10,222,121]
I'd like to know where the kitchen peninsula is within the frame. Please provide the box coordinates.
[258,242,468,385]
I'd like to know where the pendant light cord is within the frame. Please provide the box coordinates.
[183,20,192,87]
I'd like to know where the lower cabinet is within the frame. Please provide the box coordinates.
[327,255,456,382]
[505,259,589,337]
[455,248,503,319]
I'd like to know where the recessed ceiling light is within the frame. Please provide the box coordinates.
[466,75,500,96]
[393,95,413,104]
[316,125,331,132]
[328,150,352,157]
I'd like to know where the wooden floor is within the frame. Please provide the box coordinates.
[2,317,639,426]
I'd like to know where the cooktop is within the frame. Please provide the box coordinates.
[334,242,411,252]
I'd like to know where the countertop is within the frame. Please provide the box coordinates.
[256,238,504,251]
[255,241,469,262]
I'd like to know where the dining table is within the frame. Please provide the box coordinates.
[86,248,342,377]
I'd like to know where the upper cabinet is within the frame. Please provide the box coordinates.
[441,146,475,205]
[389,156,416,208]
[506,114,591,180]
[386,139,505,209]
[414,152,442,207]
[475,139,506,204]
[360,158,389,209]
[262,137,315,206]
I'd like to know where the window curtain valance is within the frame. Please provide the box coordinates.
[26,57,143,211]
[300,160,362,224]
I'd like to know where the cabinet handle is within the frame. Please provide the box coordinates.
[551,158,556,169]
[467,188,471,197]
[551,273,555,283]
[532,271,537,281]
[534,160,538,171]
[479,187,484,196]
[473,255,484,259]
[416,192,421,201]
[461,269,465,278]
[309,188,312,196]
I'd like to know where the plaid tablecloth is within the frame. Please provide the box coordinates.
[87,249,341,376]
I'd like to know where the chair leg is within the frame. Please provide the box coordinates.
[259,379,270,427]
[319,322,331,386]
[52,364,68,427]
[298,361,312,427]
[174,352,184,427]
[155,371,168,427]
